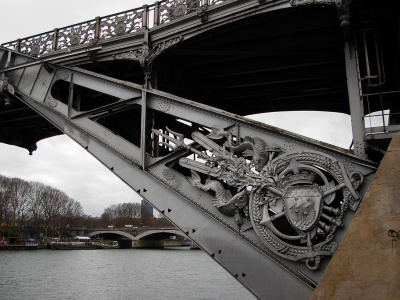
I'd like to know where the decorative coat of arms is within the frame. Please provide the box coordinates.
[152,125,364,270]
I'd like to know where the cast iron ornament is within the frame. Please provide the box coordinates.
[152,125,364,270]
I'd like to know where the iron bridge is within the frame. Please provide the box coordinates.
[1,0,399,299]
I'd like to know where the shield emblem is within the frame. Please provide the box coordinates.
[283,185,323,232]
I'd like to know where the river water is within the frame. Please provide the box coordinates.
[0,248,256,300]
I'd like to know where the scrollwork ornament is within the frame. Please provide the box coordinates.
[173,4,187,18]
[113,42,151,69]
[113,36,184,76]
[336,0,352,28]
[30,44,40,57]
[161,0,200,23]
[100,10,142,39]
[196,6,208,23]
[70,35,81,46]
[115,23,127,36]
[57,22,95,49]
[209,0,227,6]
[18,34,54,57]
[113,15,129,36]
[290,0,353,29]
[152,125,365,270]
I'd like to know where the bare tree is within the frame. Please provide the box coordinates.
[122,202,141,219]
[0,174,89,239]
[101,202,141,227]
[27,181,47,225]
[0,175,12,224]
[8,178,31,227]
[58,196,83,236]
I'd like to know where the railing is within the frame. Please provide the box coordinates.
[64,226,177,231]
[363,90,400,136]
[1,0,228,57]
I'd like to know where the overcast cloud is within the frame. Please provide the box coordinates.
[0,1,354,217]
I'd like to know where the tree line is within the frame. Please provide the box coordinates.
[0,174,172,240]
[0,174,83,238]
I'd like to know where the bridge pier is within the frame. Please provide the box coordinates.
[312,132,400,299]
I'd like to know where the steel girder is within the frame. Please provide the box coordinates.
[0,48,377,299]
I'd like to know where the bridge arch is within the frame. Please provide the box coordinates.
[87,231,136,241]
[135,229,187,241]
[86,229,186,241]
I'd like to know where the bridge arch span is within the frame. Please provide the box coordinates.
[135,230,186,241]
[87,231,136,241]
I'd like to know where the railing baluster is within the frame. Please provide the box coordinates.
[16,39,21,53]
[94,17,101,41]
[142,5,149,30]
[52,28,59,51]
[154,1,160,26]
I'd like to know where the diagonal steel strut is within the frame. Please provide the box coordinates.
[1,48,377,300]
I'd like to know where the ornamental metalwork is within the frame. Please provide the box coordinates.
[113,36,184,76]
[196,6,208,23]
[209,0,228,6]
[290,0,336,5]
[153,125,364,270]
[160,0,201,24]
[1,0,231,56]
[57,22,96,49]
[0,77,15,107]
[100,10,143,39]
[18,33,54,57]
[290,0,352,28]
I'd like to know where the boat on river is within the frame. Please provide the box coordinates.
[0,241,38,250]
[93,240,120,249]
[0,237,38,250]
[0,242,26,250]
[24,239,38,250]
[51,236,97,250]
[100,241,120,249]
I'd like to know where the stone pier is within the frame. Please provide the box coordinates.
[312,133,400,299]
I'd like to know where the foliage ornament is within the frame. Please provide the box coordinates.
[152,125,364,270]
[57,22,96,48]
[113,36,184,79]
[161,0,201,22]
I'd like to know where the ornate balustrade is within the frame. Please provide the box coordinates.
[1,0,228,57]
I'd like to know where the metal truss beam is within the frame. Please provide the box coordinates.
[1,49,377,299]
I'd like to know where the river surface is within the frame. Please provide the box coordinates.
[0,248,256,300]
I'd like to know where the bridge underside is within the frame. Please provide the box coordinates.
[2,1,399,157]
[0,0,398,299]
[87,229,188,248]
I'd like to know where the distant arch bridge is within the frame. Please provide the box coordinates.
[87,228,186,241]
[84,228,189,248]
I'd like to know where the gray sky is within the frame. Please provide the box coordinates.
[0,0,355,217]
